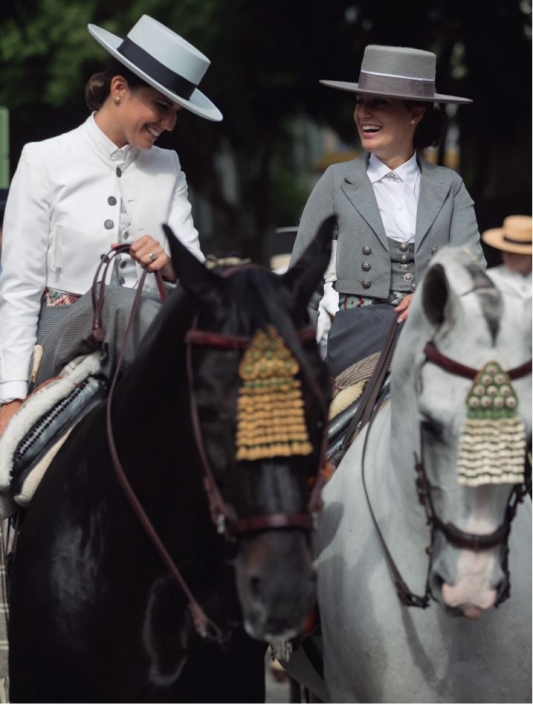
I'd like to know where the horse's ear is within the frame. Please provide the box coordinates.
[282,216,334,307]
[422,262,462,328]
[163,224,223,304]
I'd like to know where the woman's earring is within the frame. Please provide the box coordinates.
[410,119,415,124]
[114,96,121,105]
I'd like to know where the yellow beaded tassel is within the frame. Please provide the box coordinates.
[236,325,313,461]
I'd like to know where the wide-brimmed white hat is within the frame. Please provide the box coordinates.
[88,15,222,121]
[321,45,472,104]
[482,216,532,255]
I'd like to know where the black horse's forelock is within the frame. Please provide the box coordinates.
[224,266,321,376]
[465,263,503,346]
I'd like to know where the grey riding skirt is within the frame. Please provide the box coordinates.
[325,304,399,378]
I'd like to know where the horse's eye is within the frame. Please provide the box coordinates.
[420,417,444,440]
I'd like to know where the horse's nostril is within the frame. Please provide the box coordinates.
[249,575,262,599]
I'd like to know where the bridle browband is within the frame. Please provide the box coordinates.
[362,335,532,610]
[102,259,330,640]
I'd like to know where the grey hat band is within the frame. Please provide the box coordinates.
[118,37,197,100]
[359,70,435,99]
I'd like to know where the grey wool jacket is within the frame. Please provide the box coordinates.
[291,153,485,311]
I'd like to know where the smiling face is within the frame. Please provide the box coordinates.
[354,94,424,168]
[99,76,182,150]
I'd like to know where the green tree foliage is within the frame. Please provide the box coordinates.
[0,0,530,259]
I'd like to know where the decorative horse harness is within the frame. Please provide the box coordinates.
[362,335,532,609]
[103,261,330,640]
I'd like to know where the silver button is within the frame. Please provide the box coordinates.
[399,243,408,252]
[400,255,408,263]
[402,264,411,271]
[104,219,114,230]
[362,246,372,255]
[431,246,439,254]
[362,262,371,271]
[362,280,371,289]
[404,273,414,282]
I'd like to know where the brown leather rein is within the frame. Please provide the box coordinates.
[98,256,330,640]
[361,333,532,609]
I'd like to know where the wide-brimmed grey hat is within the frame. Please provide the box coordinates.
[321,45,472,104]
[88,15,222,121]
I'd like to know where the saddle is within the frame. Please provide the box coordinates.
[0,353,107,512]
[0,246,167,517]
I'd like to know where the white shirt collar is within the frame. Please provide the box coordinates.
[83,114,135,165]
[367,152,420,191]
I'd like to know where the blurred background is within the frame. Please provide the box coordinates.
[0,0,531,267]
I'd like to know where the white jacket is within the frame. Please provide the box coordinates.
[0,115,204,402]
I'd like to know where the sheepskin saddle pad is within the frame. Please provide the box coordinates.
[0,352,107,515]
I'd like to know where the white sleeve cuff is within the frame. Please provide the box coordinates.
[0,381,28,404]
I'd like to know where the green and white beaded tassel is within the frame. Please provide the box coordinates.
[457,361,526,487]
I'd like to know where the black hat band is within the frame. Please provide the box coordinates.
[118,37,197,100]
[503,234,532,245]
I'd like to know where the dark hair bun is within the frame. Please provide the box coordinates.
[85,71,111,111]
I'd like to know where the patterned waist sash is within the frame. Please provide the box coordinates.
[42,288,81,307]
[339,291,406,310]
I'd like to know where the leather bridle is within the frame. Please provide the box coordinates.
[99,259,330,640]
[362,337,532,609]
[185,320,328,539]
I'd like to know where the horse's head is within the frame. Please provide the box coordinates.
[394,248,531,618]
[163,220,333,641]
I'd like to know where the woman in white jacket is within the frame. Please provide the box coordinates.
[0,15,222,434]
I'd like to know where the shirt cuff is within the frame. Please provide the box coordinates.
[0,381,28,404]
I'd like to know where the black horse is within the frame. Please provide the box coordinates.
[8,220,333,703]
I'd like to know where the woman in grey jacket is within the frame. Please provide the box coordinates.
[291,45,485,377]
[0,15,222,434]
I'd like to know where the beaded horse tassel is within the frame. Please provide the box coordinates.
[236,325,313,461]
[457,361,526,487]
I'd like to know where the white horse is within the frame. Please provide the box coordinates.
[287,248,532,703]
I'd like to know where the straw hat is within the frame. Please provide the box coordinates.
[320,45,472,104]
[482,216,532,255]
[88,15,222,121]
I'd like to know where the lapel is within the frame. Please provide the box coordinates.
[415,156,452,252]
[340,154,390,252]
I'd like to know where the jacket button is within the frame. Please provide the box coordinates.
[400,254,408,263]
[404,273,414,282]
[100,253,106,261]
[431,246,439,254]
[123,232,130,240]
[108,196,117,206]
[104,219,114,230]
[362,246,372,255]
[399,243,408,252]
[402,263,411,271]
[116,167,122,177]
[119,276,126,285]
[362,262,371,271]
[362,280,371,289]
[120,260,127,269]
